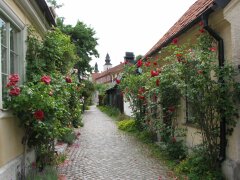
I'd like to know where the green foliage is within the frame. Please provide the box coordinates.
[117,119,137,132]
[57,19,99,77]
[98,105,121,118]
[175,145,223,180]
[6,26,86,169]
[5,73,82,167]
[26,166,58,180]
[94,83,109,96]
[119,28,239,176]
[59,130,77,145]
[26,27,77,80]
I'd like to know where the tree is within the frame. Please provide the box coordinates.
[57,18,99,80]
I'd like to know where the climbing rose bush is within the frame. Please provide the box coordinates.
[5,72,83,167]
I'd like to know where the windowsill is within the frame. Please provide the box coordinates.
[0,109,15,119]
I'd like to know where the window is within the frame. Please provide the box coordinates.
[0,17,21,109]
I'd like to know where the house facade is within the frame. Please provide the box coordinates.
[0,0,55,179]
[141,0,240,179]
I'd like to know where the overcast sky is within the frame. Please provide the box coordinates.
[55,0,197,72]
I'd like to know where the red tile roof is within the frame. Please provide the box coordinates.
[143,0,214,59]
[92,63,124,82]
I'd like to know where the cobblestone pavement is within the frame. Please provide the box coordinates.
[58,106,171,180]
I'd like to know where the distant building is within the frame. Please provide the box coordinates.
[91,52,134,115]
[103,53,112,71]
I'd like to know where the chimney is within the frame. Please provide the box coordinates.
[124,52,135,64]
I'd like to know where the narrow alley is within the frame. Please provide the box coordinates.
[58,106,169,180]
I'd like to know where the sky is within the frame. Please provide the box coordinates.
[55,0,197,72]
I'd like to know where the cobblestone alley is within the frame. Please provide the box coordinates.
[58,106,170,180]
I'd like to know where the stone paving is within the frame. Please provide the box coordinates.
[58,106,171,180]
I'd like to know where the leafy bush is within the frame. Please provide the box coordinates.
[59,130,77,145]
[117,119,136,132]
[175,145,223,180]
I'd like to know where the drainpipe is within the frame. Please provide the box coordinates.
[202,12,226,162]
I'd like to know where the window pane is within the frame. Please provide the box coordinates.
[0,18,7,46]
[1,46,7,73]
[10,52,19,73]
[10,26,18,51]
[2,74,8,99]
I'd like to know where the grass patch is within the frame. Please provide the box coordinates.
[98,105,121,118]
[26,166,58,180]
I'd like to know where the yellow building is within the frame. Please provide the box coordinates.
[0,0,55,179]
[142,0,240,179]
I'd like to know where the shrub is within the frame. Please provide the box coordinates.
[117,119,136,132]
[59,130,76,145]
[175,145,223,179]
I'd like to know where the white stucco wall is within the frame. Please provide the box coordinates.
[123,99,133,117]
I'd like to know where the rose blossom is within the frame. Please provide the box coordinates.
[9,74,20,83]
[116,79,120,84]
[41,75,51,85]
[65,76,72,83]
[34,110,44,120]
[9,87,20,96]
[7,81,17,87]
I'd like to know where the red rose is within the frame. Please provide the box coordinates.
[7,81,17,87]
[34,110,44,120]
[153,62,157,66]
[151,70,159,77]
[41,75,51,85]
[138,95,145,100]
[145,62,151,67]
[199,28,205,33]
[137,59,143,67]
[116,79,120,84]
[9,74,20,83]
[65,76,72,83]
[209,47,216,52]
[138,87,145,94]
[9,87,20,96]
[156,79,160,86]
[172,38,178,44]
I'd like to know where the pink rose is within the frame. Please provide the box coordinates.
[7,81,17,87]
[9,74,20,83]
[9,87,20,96]
[41,75,51,85]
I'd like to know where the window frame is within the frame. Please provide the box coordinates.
[0,2,26,110]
